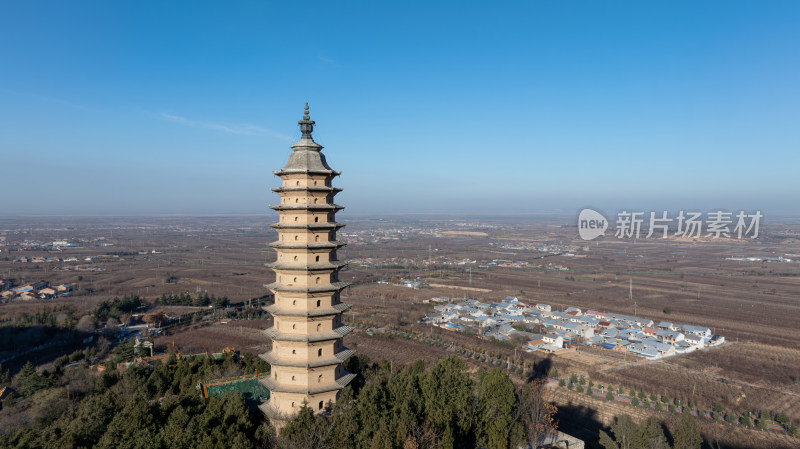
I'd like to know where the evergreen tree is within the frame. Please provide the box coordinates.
[355,376,390,447]
[637,417,669,449]
[476,368,519,449]
[280,404,332,449]
[421,356,473,449]
[758,410,770,430]
[17,361,50,397]
[712,402,723,420]
[600,414,638,449]
[329,387,359,449]
[673,412,703,449]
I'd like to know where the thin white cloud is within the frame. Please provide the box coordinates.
[160,113,292,140]
[4,89,95,112]
[317,54,338,65]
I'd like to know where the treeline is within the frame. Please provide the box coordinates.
[153,292,230,308]
[1,353,555,449]
[0,306,85,359]
[0,305,77,329]
[0,352,270,448]
[93,295,143,320]
[279,355,556,449]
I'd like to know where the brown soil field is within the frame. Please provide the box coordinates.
[3,215,800,447]
[153,319,272,355]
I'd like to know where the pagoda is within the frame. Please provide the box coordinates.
[259,104,354,422]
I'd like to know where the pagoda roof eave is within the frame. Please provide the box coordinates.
[269,204,345,211]
[267,261,348,271]
[273,169,341,177]
[269,223,345,230]
[268,241,346,250]
[262,302,351,317]
[262,325,353,342]
[272,186,342,193]
[264,281,350,293]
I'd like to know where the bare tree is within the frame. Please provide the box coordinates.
[518,378,557,447]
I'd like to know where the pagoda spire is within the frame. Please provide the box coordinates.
[298,102,315,139]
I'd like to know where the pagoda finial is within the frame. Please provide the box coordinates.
[299,102,314,139]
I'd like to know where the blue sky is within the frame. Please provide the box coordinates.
[1,1,798,216]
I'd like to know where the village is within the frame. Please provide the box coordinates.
[421,295,725,360]
[0,279,75,301]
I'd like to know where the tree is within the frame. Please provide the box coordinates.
[712,402,723,420]
[0,363,10,384]
[674,412,703,449]
[518,378,556,449]
[476,369,520,449]
[758,410,770,430]
[600,414,638,449]
[110,338,136,365]
[421,356,473,448]
[558,379,565,387]
[144,311,167,327]
[601,415,670,449]
[741,413,752,427]
[280,403,333,449]
[329,387,359,448]
[16,361,50,397]
[637,417,669,449]
[631,397,639,407]
[75,315,96,333]
[606,391,614,401]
